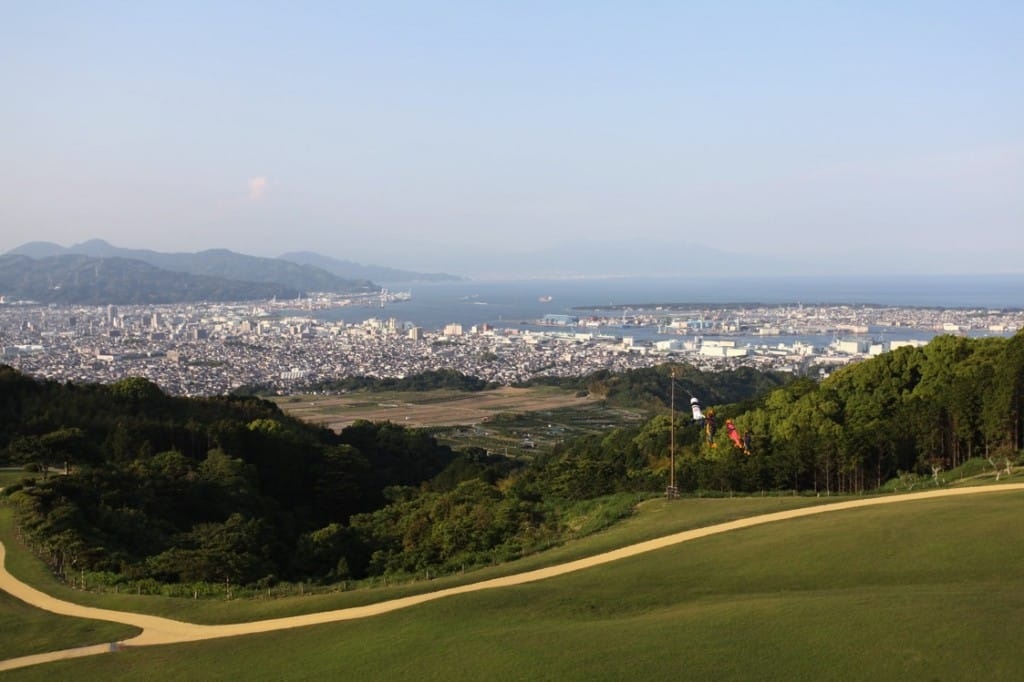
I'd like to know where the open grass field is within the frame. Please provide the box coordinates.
[3,488,1023,679]
[0,590,139,661]
[0,497,828,626]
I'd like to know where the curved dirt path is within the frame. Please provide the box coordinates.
[3,483,1023,671]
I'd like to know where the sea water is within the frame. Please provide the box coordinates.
[355,274,1024,331]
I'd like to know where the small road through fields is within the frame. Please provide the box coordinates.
[2,483,1023,672]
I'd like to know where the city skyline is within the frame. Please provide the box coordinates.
[3,2,1022,275]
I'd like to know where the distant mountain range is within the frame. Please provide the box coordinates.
[1,239,460,305]
[8,239,380,292]
[278,251,460,283]
[0,253,300,305]
[0,240,367,304]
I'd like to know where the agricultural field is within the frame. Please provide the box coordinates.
[3,487,1024,679]
[274,385,596,429]
[274,386,648,454]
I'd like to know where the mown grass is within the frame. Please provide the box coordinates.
[0,590,139,661]
[0,496,828,624]
[4,490,1022,680]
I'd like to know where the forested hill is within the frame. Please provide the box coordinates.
[0,367,459,585]
[581,364,792,409]
[533,332,1024,499]
[0,254,300,304]
[733,332,1024,492]
[5,240,378,301]
[0,362,798,590]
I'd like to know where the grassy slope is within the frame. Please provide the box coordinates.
[4,491,1023,680]
[0,590,139,661]
[0,497,827,624]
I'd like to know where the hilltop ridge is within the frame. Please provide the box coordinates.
[5,240,377,298]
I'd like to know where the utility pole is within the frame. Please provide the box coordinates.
[667,368,678,499]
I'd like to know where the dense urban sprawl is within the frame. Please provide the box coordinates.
[2,297,1021,396]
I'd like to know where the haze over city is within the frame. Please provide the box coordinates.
[3,2,1022,277]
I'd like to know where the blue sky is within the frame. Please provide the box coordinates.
[2,2,1021,274]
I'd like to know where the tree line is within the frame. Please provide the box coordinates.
[0,362,778,588]
[534,333,1024,497]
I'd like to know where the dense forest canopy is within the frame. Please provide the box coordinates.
[730,332,1024,493]
[0,369,463,585]
[2,331,1022,590]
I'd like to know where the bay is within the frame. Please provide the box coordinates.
[353,274,1024,331]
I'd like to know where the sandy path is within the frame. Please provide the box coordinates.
[2,483,1023,671]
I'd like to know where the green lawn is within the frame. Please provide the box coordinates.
[3,490,1023,679]
[0,590,139,661]
[0,496,828,624]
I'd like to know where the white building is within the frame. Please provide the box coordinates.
[833,339,869,355]
[699,340,749,358]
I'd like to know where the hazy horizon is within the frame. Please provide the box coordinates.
[3,3,1022,276]
[6,235,1023,281]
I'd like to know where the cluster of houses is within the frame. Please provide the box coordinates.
[2,299,1020,396]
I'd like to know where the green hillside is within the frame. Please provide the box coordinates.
[3,490,1022,680]
[0,589,138,661]
[3,325,1023,597]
